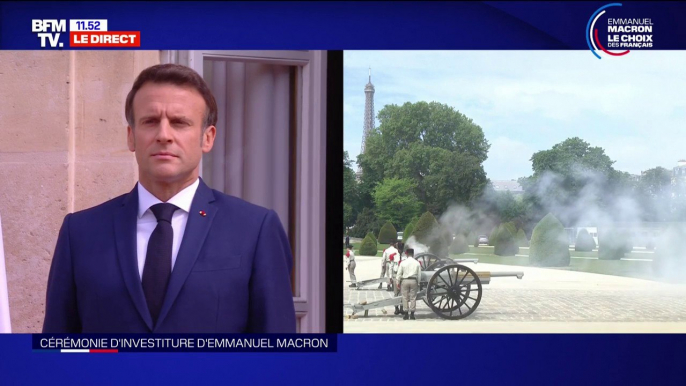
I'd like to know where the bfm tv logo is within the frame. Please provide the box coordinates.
[31,19,140,48]
[32,19,66,48]
[586,3,653,59]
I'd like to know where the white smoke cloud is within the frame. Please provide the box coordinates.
[405,236,429,255]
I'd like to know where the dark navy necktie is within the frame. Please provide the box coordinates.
[142,203,178,326]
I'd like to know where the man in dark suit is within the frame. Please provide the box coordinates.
[43,64,296,333]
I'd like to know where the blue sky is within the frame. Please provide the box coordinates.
[344,51,686,181]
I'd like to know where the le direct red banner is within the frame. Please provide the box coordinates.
[70,31,140,47]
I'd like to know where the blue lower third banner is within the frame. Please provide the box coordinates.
[31,334,336,353]
[1,334,685,383]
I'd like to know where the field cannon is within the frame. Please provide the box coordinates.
[346,253,523,320]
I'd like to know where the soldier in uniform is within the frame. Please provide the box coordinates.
[396,248,421,320]
[382,242,399,291]
[345,246,356,287]
[378,242,392,289]
[378,245,387,289]
[392,243,406,315]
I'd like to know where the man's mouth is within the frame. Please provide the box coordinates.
[151,152,178,159]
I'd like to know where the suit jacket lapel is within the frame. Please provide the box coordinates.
[114,184,154,330]
[155,179,217,330]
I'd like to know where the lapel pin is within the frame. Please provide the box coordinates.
[199,210,206,217]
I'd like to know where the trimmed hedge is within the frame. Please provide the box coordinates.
[411,211,451,257]
[488,227,498,246]
[575,229,596,252]
[402,221,416,243]
[378,221,397,244]
[529,213,570,267]
[430,226,452,257]
[412,212,438,243]
[467,231,478,248]
[449,234,469,255]
[359,234,378,256]
[493,224,519,256]
[366,232,377,244]
[598,228,628,260]
[516,229,529,247]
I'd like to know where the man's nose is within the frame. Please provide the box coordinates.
[155,120,173,143]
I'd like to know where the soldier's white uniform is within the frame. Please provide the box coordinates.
[390,248,404,294]
[379,245,398,290]
[383,245,399,269]
[345,249,356,286]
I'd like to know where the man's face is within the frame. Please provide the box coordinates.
[127,82,216,185]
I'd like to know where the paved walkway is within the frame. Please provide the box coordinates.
[344,255,686,333]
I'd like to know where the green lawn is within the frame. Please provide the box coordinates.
[451,246,656,281]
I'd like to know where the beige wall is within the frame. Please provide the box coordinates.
[0,51,159,332]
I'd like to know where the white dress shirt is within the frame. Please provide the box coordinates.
[136,179,199,280]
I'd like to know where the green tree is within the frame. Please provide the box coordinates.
[350,208,379,238]
[529,213,570,267]
[357,101,490,214]
[519,137,621,226]
[378,221,398,244]
[343,151,360,228]
[343,203,353,232]
[636,167,672,222]
[639,167,672,196]
[373,178,423,228]
[488,190,526,223]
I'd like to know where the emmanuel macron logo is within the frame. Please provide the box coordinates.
[586,3,653,59]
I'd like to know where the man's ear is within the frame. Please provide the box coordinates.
[127,126,135,152]
[202,125,216,153]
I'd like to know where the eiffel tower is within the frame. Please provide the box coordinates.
[358,67,375,176]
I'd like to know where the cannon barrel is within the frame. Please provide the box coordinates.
[419,270,523,285]
[489,271,524,279]
[453,258,478,264]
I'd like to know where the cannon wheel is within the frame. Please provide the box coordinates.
[426,264,482,320]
